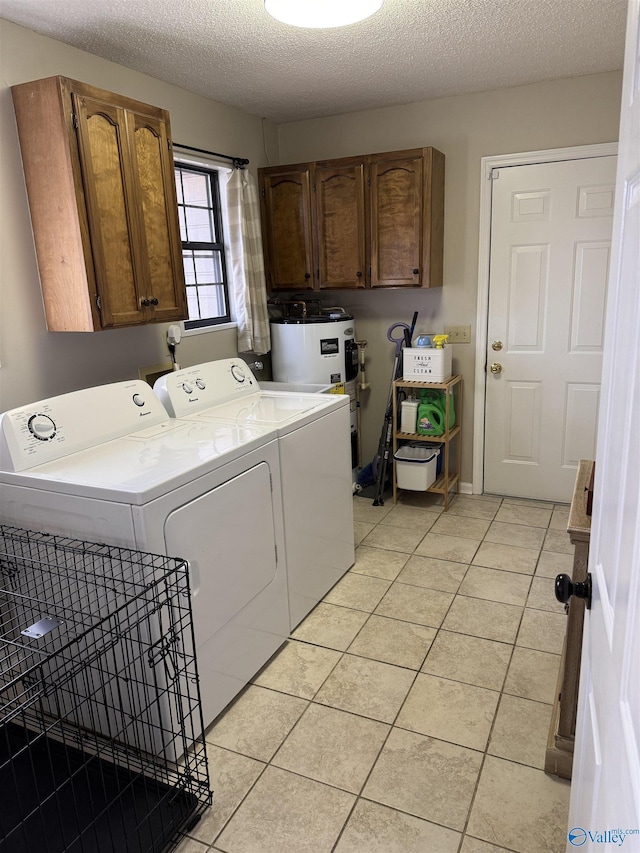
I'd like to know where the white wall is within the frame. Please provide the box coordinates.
[276,72,623,485]
[0,19,277,412]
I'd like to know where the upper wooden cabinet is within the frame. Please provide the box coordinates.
[12,76,187,331]
[258,147,444,292]
[314,158,367,290]
[259,165,314,290]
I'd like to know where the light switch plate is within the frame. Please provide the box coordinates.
[444,324,472,344]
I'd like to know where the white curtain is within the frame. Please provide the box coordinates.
[226,168,271,354]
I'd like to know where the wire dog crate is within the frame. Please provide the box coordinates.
[0,525,212,853]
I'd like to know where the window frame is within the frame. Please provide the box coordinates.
[174,158,233,333]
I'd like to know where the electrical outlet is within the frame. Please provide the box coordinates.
[444,324,472,344]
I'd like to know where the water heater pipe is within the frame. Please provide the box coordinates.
[354,339,369,477]
[356,340,369,391]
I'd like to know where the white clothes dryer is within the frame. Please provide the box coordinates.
[0,378,290,735]
[154,359,355,630]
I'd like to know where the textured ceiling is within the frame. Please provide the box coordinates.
[1,0,627,123]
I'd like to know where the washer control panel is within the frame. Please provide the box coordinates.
[0,380,170,472]
[154,359,258,418]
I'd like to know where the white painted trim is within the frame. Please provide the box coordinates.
[472,142,618,495]
[459,481,473,495]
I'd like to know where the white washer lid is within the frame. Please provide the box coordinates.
[183,391,348,434]
[0,419,278,504]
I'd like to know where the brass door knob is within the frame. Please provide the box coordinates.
[490,362,503,374]
[492,340,503,351]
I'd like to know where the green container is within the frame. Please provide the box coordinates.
[416,399,444,436]
[419,389,455,430]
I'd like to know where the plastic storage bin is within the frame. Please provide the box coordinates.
[394,444,440,491]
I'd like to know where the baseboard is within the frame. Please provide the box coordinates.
[460,481,473,495]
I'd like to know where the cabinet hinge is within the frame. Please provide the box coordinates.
[72,113,79,130]
[95,294,102,310]
[316,269,319,280]
[312,182,316,192]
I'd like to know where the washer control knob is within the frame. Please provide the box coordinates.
[28,414,56,441]
[230,364,246,383]
[132,394,145,407]
[195,379,206,390]
[181,382,193,394]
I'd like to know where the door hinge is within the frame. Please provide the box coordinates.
[490,169,500,181]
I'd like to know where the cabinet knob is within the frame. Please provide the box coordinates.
[412,268,419,275]
[141,298,150,307]
[149,297,159,306]
[304,273,311,280]
[555,573,592,610]
[356,271,362,278]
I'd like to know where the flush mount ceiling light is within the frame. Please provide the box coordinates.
[265,0,383,29]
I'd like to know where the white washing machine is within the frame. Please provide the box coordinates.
[154,359,355,630]
[0,377,290,735]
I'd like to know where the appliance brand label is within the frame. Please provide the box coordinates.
[320,338,339,356]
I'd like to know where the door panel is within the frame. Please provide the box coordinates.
[570,243,610,351]
[163,461,285,727]
[260,167,314,290]
[562,384,600,467]
[569,0,640,841]
[315,161,366,289]
[164,462,278,641]
[370,155,422,287]
[130,113,187,321]
[508,244,548,350]
[504,381,541,461]
[484,155,616,501]
[74,94,143,326]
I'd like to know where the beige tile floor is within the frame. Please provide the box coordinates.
[177,491,573,853]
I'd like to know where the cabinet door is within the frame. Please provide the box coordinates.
[128,112,187,322]
[314,160,366,289]
[260,167,314,291]
[370,153,423,288]
[74,93,145,327]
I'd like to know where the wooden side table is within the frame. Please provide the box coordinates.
[545,459,593,780]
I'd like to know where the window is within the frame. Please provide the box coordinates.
[174,163,231,329]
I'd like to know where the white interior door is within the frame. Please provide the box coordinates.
[484,155,616,501]
[568,0,640,845]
